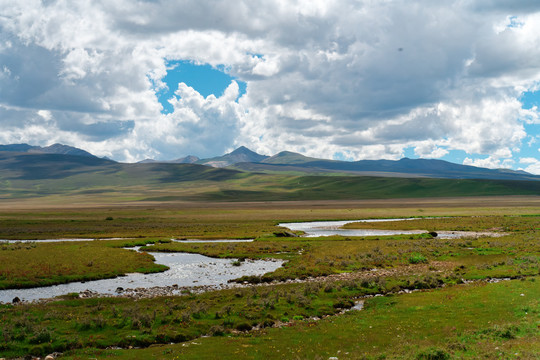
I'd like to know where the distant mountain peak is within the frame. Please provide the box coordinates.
[230,146,259,155]
[37,143,95,158]
[263,151,318,165]
[137,155,199,164]
[171,155,199,164]
[231,145,249,152]
[197,146,268,168]
[0,143,96,158]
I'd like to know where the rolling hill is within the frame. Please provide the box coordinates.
[232,150,539,181]
[0,143,96,158]
[138,155,200,164]
[0,147,538,202]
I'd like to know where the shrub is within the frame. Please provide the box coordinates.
[333,298,354,309]
[496,325,518,339]
[261,319,275,328]
[323,283,335,293]
[30,343,53,357]
[209,325,225,336]
[416,347,450,360]
[235,322,252,332]
[409,253,428,264]
[29,329,51,344]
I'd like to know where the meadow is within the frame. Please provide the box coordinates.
[0,196,539,359]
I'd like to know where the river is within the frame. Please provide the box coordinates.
[0,218,498,303]
[0,247,282,303]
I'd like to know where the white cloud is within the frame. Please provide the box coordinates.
[131,81,244,160]
[518,157,540,175]
[414,142,449,159]
[0,0,540,163]
[520,157,539,164]
[37,110,52,121]
[464,156,514,169]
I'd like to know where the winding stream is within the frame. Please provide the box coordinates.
[278,219,495,239]
[1,218,501,303]
[278,219,425,237]
[0,248,283,303]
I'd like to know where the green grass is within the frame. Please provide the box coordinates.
[0,203,539,359]
[59,277,540,359]
[0,203,537,240]
[408,253,428,264]
[0,280,385,358]
[343,215,540,232]
[1,212,539,288]
[0,240,168,289]
[1,152,539,202]
[188,176,540,202]
[145,215,540,283]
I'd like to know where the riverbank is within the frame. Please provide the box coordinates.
[0,201,539,359]
[72,275,538,360]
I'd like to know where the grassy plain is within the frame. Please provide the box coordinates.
[63,277,540,360]
[0,196,539,359]
[2,154,540,203]
[0,240,168,289]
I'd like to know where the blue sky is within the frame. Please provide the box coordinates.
[0,1,539,173]
[157,61,246,114]
[519,90,540,160]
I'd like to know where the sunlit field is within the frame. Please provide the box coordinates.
[0,196,539,359]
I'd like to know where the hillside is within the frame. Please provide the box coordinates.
[233,152,540,181]
[0,152,245,199]
[138,155,200,164]
[196,146,269,167]
[262,151,322,165]
[0,150,538,202]
[26,142,532,182]
[0,143,96,158]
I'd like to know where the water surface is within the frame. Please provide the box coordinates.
[0,250,282,303]
[279,219,425,237]
[278,218,496,239]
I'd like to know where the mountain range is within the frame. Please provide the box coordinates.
[0,143,539,201]
[0,144,540,180]
[142,145,539,181]
[1,143,538,181]
[0,143,95,158]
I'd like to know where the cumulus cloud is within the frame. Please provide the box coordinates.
[519,157,540,175]
[0,0,539,164]
[464,156,514,170]
[135,81,244,159]
[413,141,449,159]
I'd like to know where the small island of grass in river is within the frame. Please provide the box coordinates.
[0,198,539,359]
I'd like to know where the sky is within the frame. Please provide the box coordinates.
[0,1,539,174]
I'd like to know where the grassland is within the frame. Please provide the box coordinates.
[0,240,168,289]
[62,277,540,359]
[1,196,538,239]
[0,197,539,359]
[1,152,540,203]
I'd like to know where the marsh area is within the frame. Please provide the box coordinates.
[0,199,539,359]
